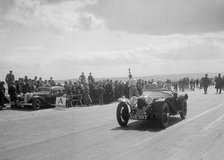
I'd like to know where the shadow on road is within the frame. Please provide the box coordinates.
[3,105,52,112]
[111,116,182,132]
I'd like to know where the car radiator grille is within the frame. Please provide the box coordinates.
[137,98,147,109]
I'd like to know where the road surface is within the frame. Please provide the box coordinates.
[1,87,224,160]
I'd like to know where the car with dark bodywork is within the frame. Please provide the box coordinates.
[17,86,66,110]
[116,83,188,128]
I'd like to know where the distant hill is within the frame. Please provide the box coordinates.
[56,72,223,84]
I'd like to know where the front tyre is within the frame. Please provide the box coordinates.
[159,103,170,129]
[32,99,42,110]
[116,102,129,127]
[180,101,187,119]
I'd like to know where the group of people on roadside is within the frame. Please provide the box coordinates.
[1,70,224,110]
[200,73,224,94]
[1,70,56,109]
[214,73,224,94]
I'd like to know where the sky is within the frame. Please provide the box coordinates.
[0,0,224,80]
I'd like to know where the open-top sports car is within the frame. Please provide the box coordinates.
[17,86,66,110]
[116,83,188,128]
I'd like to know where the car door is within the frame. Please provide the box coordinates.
[51,89,62,104]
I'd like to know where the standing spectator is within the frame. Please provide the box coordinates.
[34,76,38,81]
[64,81,72,95]
[79,72,86,84]
[173,82,178,92]
[215,73,222,94]
[15,80,22,94]
[196,78,199,88]
[24,76,28,83]
[39,77,43,85]
[190,79,195,91]
[104,80,112,104]
[123,81,129,98]
[200,77,203,89]
[76,81,83,95]
[89,82,97,104]
[8,82,17,109]
[110,80,115,102]
[137,83,143,96]
[5,70,15,87]
[202,74,210,94]
[223,76,224,91]
[49,77,56,86]
[0,81,6,110]
[114,81,120,100]
[128,74,138,98]
[98,83,105,105]
[83,83,92,106]
[118,81,124,98]
[88,72,94,84]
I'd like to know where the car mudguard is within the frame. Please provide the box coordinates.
[153,98,176,116]
[118,97,130,106]
[175,94,188,110]
[117,101,132,114]
[30,96,47,105]
[118,97,133,112]
[177,95,187,104]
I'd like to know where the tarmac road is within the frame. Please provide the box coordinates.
[0,87,224,160]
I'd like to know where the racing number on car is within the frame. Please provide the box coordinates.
[56,97,66,107]
[130,115,147,119]
[58,98,63,104]
[138,115,147,119]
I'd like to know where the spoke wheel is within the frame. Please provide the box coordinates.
[116,103,129,127]
[32,99,42,110]
[159,103,170,129]
[180,101,187,119]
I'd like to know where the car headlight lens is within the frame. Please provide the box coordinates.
[145,96,153,105]
[130,96,138,106]
[24,93,33,102]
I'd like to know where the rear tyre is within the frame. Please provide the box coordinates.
[32,99,42,110]
[159,103,170,129]
[116,103,129,127]
[180,101,187,119]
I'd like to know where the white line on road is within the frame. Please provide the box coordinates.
[186,103,224,123]
[135,102,224,146]
[202,113,224,131]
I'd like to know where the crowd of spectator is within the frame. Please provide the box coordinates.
[1,70,224,110]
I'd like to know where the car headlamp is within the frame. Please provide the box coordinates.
[130,96,138,106]
[145,96,153,105]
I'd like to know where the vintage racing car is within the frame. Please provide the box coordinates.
[16,86,66,110]
[116,83,188,128]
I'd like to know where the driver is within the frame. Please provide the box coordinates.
[152,81,158,89]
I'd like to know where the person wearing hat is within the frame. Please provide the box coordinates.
[202,74,209,94]
[98,83,105,105]
[79,72,86,84]
[49,77,55,86]
[0,81,6,110]
[5,70,15,88]
[215,73,222,94]
[88,72,94,84]
[128,74,139,98]
[8,81,17,109]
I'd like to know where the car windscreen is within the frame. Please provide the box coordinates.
[38,87,51,92]
[143,91,172,99]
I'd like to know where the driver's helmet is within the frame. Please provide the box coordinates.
[152,82,158,88]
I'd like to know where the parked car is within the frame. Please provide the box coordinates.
[116,83,188,129]
[17,86,66,110]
